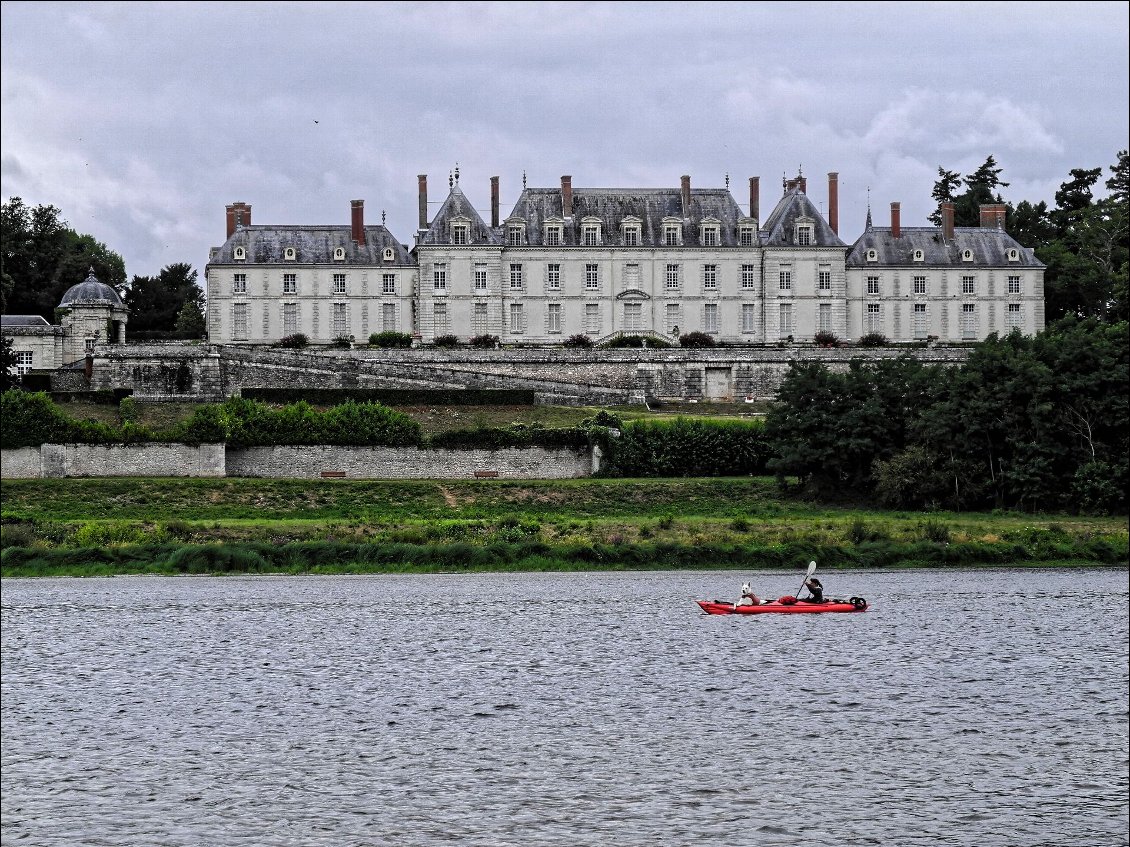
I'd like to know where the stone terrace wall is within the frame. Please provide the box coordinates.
[1,447,43,479]
[1,443,226,479]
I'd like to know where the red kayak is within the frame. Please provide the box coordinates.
[697,596,868,615]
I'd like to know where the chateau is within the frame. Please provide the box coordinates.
[205,170,1045,347]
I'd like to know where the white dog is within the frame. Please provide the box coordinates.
[738,582,761,606]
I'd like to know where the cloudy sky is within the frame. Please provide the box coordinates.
[3,1,1128,280]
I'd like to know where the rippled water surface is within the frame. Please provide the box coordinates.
[2,569,1128,846]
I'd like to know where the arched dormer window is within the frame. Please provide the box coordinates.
[621,216,642,247]
[382,247,395,262]
[333,247,346,261]
[1007,248,1019,262]
[544,218,564,246]
[866,248,878,263]
[233,246,246,261]
[962,249,974,262]
[913,249,924,262]
[581,217,602,247]
[662,217,682,247]
[700,218,721,247]
[284,247,297,261]
[738,222,757,247]
[506,221,526,246]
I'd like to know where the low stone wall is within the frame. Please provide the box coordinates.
[1,447,43,479]
[1,443,227,479]
[225,445,594,479]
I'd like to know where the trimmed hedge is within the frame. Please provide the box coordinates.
[601,417,770,477]
[241,388,537,406]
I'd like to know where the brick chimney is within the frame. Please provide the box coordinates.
[979,203,1007,230]
[890,202,901,239]
[351,200,364,245]
[828,172,839,235]
[681,175,691,217]
[798,176,807,195]
[561,175,573,218]
[491,176,500,228]
[418,175,428,229]
[749,176,760,220]
[226,202,251,239]
[941,201,955,242]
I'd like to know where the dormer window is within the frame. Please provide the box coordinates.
[700,222,721,247]
[962,249,974,262]
[452,223,470,245]
[1007,248,1020,262]
[333,247,345,261]
[796,225,813,246]
[663,220,682,246]
[544,223,563,246]
[284,247,296,261]
[507,224,526,246]
[383,247,395,262]
[581,218,602,246]
[866,249,878,262]
[233,246,246,261]
[738,225,756,247]
[621,217,642,247]
[913,249,924,263]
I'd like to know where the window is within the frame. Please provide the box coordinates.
[1007,303,1022,330]
[582,223,601,246]
[913,303,927,339]
[585,303,601,334]
[866,249,878,262]
[664,224,681,246]
[585,264,599,290]
[665,264,680,290]
[434,303,449,334]
[623,302,642,331]
[779,304,793,335]
[702,264,718,290]
[382,248,394,262]
[547,264,561,290]
[383,274,397,295]
[1007,248,1020,262]
[739,225,756,247]
[779,269,792,291]
[333,273,346,294]
[333,247,345,261]
[474,264,489,292]
[666,304,680,334]
[382,303,397,331]
[548,303,563,334]
[85,338,96,354]
[433,264,447,291]
[15,350,33,375]
[544,226,562,246]
[283,303,298,335]
[701,225,719,246]
[704,303,719,333]
[962,249,974,262]
[510,303,524,334]
[283,273,297,294]
[866,303,881,333]
[623,263,640,289]
[472,302,488,334]
[819,303,832,333]
[961,303,977,339]
[333,302,347,336]
[818,268,831,291]
[913,275,927,295]
[233,273,247,294]
[507,225,524,246]
[452,223,469,245]
[623,227,640,246]
[233,303,248,340]
[233,246,246,261]
[742,303,756,333]
[913,249,924,262]
[1007,275,1021,295]
[284,247,296,261]
[962,276,975,295]
[796,226,812,246]
[510,263,524,290]
[866,275,879,295]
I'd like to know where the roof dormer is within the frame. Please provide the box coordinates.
[284,246,297,261]
[962,249,974,262]
[866,248,878,263]
[333,246,346,261]
[1007,247,1020,262]
[913,249,924,262]
[233,246,246,261]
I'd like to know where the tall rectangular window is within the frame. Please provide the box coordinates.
[548,303,563,334]
[333,273,346,294]
[434,303,449,334]
[472,302,488,334]
[623,302,642,331]
[510,263,524,290]
[585,303,600,334]
[283,302,298,334]
[433,264,447,291]
[962,276,976,295]
[664,226,680,246]
[704,303,719,333]
[333,302,347,336]
[283,274,297,294]
[666,304,680,334]
[1008,275,1021,294]
[1007,303,1022,329]
[510,303,524,334]
[739,226,755,247]
[701,227,719,246]
[702,264,718,290]
[453,224,469,245]
[665,264,680,290]
[961,303,977,339]
[545,227,561,246]
[779,304,793,335]
[508,226,524,246]
[382,303,396,331]
[779,269,792,291]
[818,268,831,291]
[819,303,832,333]
[585,264,599,290]
[582,225,600,246]
[233,273,247,294]
[233,303,249,340]
[866,275,879,295]
[14,350,33,375]
[547,263,561,290]
[623,228,640,246]
[866,303,881,333]
[742,303,756,333]
[474,264,488,292]
[383,273,397,295]
[796,226,812,246]
[741,264,756,289]
[913,303,927,339]
[913,275,927,295]
[623,263,640,289]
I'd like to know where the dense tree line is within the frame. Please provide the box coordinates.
[765,318,1128,514]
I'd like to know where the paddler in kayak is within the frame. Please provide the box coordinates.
[800,575,825,603]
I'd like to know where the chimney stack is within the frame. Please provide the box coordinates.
[351,200,365,245]
[890,202,901,239]
[561,175,573,218]
[681,174,691,216]
[418,175,428,229]
[828,172,839,235]
[979,203,1007,230]
[226,202,251,239]
[942,202,955,242]
[749,177,760,221]
[799,176,807,195]
[490,176,500,228]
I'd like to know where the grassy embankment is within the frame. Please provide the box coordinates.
[2,477,1125,577]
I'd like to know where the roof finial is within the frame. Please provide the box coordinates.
[523,170,527,189]
[454,162,460,184]
[798,163,803,177]
[382,209,387,225]
[725,173,730,189]
[865,186,873,230]
[449,171,453,189]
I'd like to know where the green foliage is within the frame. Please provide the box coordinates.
[563,334,594,348]
[428,424,587,450]
[241,388,537,406]
[174,300,207,338]
[433,334,460,348]
[118,396,138,424]
[125,263,203,333]
[469,334,500,349]
[368,331,413,348]
[1,338,18,391]
[328,335,354,349]
[215,397,422,448]
[1,390,123,447]
[602,417,769,477]
[857,332,887,347]
[679,331,715,348]
[276,333,309,349]
[814,331,840,348]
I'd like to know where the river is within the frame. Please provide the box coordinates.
[2,568,1127,846]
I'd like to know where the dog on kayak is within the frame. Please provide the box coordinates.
[737,582,761,606]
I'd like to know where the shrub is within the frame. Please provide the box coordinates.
[858,332,888,348]
[277,333,309,349]
[433,334,460,348]
[329,335,354,349]
[469,334,500,349]
[563,334,594,349]
[602,334,649,348]
[679,331,715,348]
[814,331,840,348]
[369,331,413,348]
[118,396,139,423]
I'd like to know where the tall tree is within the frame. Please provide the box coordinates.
[123,263,203,333]
[927,167,963,226]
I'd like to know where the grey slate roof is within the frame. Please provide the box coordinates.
[1,315,51,326]
[212,226,412,265]
[58,270,125,307]
[760,187,846,248]
[419,184,502,246]
[502,187,748,247]
[847,227,1045,267]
